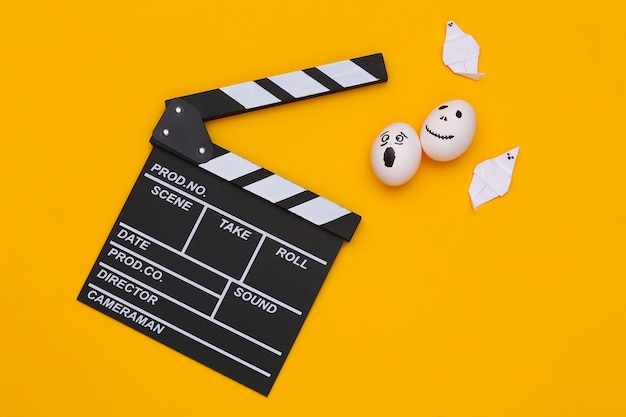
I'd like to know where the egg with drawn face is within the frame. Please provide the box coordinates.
[370,122,421,186]
[420,99,476,162]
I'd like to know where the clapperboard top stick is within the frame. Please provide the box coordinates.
[151,53,387,241]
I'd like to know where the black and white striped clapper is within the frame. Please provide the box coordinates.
[153,52,387,240]
[170,53,387,122]
[78,53,387,395]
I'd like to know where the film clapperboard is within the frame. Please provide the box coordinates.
[78,53,387,395]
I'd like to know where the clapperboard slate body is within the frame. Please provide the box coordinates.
[78,53,387,395]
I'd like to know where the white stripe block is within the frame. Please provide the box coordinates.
[288,196,350,225]
[317,60,379,88]
[220,81,281,109]
[268,70,329,98]
[244,174,306,203]
[200,152,260,181]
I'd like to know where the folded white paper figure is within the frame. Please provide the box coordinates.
[469,147,519,209]
[443,20,485,80]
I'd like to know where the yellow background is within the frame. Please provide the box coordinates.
[2,0,625,415]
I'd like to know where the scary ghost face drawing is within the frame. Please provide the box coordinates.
[370,122,421,186]
[420,99,476,161]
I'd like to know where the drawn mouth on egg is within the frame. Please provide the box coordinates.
[383,147,396,167]
[425,124,455,140]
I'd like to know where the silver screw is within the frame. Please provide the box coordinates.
[175,106,183,114]
[199,147,206,155]
[163,128,170,137]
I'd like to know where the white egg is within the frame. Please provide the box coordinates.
[370,122,421,186]
[420,99,476,162]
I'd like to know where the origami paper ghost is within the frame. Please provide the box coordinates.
[469,147,519,209]
[443,20,485,80]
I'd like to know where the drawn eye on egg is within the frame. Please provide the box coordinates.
[371,122,421,186]
[420,99,476,162]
